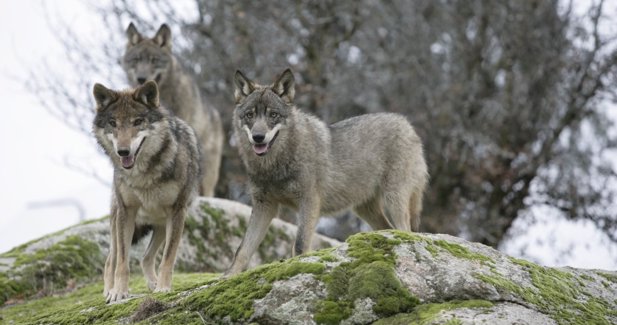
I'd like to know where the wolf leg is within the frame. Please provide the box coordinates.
[155,209,185,292]
[293,194,321,256]
[200,139,222,197]
[383,191,412,231]
[103,206,118,297]
[197,115,223,197]
[353,197,394,230]
[107,206,137,303]
[226,202,278,275]
[141,224,165,291]
[409,191,423,232]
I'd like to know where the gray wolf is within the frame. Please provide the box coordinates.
[122,23,223,196]
[92,81,201,303]
[227,69,428,274]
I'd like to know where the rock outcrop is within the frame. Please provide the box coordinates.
[0,198,339,305]
[1,200,616,324]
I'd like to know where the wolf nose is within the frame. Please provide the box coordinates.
[137,77,146,85]
[117,149,130,157]
[252,134,266,143]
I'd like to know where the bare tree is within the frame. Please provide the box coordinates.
[32,0,617,251]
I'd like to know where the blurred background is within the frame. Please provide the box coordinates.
[1,0,616,269]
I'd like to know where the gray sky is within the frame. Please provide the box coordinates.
[0,0,110,251]
[0,0,614,269]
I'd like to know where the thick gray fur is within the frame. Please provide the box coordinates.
[92,81,201,302]
[227,69,428,274]
[122,22,223,196]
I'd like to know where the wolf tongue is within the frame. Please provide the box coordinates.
[121,156,135,168]
[253,144,268,155]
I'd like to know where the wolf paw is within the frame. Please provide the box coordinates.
[106,290,129,304]
[146,280,157,291]
[153,286,171,293]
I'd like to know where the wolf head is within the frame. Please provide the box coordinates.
[92,81,164,170]
[233,69,296,157]
[122,23,173,86]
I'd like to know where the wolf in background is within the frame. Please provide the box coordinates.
[93,81,201,303]
[227,69,429,274]
[123,23,223,196]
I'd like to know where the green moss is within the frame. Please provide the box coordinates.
[180,214,213,271]
[315,232,419,324]
[444,318,463,325]
[425,244,440,258]
[0,273,26,304]
[350,261,417,315]
[180,203,248,272]
[388,230,493,265]
[372,300,493,325]
[313,300,352,325]
[182,258,324,322]
[182,202,295,273]
[579,274,594,281]
[2,278,140,324]
[258,226,290,262]
[0,217,108,259]
[433,240,493,264]
[304,247,337,262]
[0,235,102,305]
[345,231,402,265]
[597,272,617,284]
[0,273,218,324]
[475,258,615,325]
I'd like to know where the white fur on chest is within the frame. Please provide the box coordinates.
[119,180,181,225]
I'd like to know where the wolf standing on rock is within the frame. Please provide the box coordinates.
[123,23,223,196]
[227,69,428,275]
[93,81,201,303]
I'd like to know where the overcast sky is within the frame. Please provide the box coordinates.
[0,1,111,251]
[0,0,614,270]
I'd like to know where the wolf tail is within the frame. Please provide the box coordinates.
[132,224,153,245]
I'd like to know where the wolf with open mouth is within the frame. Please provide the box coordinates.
[92,81,201,303]
[228,68,429,275]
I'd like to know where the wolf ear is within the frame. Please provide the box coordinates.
[154,24,172,49]
[272,68,295,103]
[234,70,255,104]
[134,81,160,108]
[126,22,143,46]
[93,83,116,110]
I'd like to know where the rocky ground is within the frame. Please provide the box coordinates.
[1,198,616,324]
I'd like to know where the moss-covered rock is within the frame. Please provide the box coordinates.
[0,197,339,306]
[1,228,615,324]
[0,235,102,305]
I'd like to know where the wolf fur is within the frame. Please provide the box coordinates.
[92,81,201,303]
[227,69,429,274]
[122,23,223,196]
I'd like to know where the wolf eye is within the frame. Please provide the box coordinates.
[133,118,144,126]
[269,112,279,118]
[109,120,117,127]
[245,112,254,119]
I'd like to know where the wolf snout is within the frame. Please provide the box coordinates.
[137,77,147,85]
[117,149,131,157]
[252,134,266,143]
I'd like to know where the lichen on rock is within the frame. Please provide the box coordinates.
[1,209,616,324]
[0,197,339,305]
